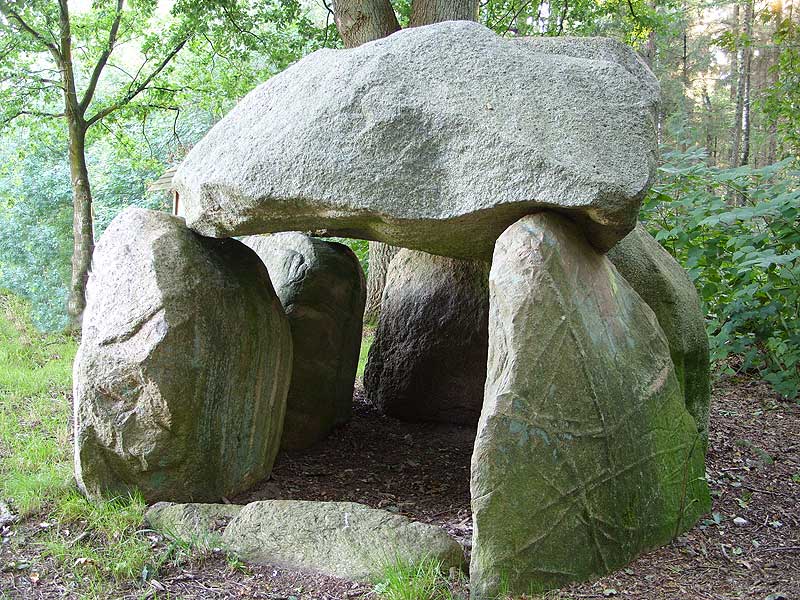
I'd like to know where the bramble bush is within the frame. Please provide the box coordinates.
[642,148,800,399]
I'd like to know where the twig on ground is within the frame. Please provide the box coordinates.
[761,546,800,553]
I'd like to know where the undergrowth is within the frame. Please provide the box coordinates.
[642,150,800,399]
[0,292,76,514]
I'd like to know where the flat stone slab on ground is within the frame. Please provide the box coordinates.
[146,500,465,582]
[146,502,242,544]
[175,21,659,257]
[224,500,465,581]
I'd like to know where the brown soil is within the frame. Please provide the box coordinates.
[2,377,798,599]
[554,377,800,600]
[234,384,476,549]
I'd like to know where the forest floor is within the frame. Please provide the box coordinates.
[1,299,798,599]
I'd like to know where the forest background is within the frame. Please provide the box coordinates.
[0,0,798,398]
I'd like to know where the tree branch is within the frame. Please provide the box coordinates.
[172,106,181,146]
[0,1,62,63]
[0,72,64,90]
[80,0,124,113]
[500,0,537,35]
[491,0,536,34]
[627,0,639,20]
[3,109,64,124]
[321,0,334,47]
[557,0,568,35]
[218,3,270,50]
[202,31,230,62]
[85,38,187,127]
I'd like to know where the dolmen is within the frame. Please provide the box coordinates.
[74,21,711,598]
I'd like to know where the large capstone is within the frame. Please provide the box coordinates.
[470,213,710,597]
[365,249,489,425]
[174,21,659,257]
[242,233,366,449]
[73,208,292,503]
[608,223,711,448]
[223,500,465,581]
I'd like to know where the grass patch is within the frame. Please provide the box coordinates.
[0,292,76,514]
[373,558,460,600]
[53,491,147,539]
[357,331,374,380]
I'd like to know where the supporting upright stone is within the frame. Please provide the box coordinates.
[608,223,711,448]
[74,208,292,503]
[365,249,489,425]
[470,213,710,598]
[243,233,366,449]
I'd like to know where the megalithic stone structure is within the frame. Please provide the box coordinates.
[73,21,713,595]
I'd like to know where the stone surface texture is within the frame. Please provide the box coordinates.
[73,208,292,503]
[174,21,659,257]
[223,500,465,580]
[146,502,242,543]
[364,249,489,424]
[608,223,711,447]
[470,213,710,597]
[243,233,365,449]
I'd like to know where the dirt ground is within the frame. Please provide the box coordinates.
[2,377,798,599]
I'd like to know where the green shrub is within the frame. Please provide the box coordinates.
[642,148,799,399]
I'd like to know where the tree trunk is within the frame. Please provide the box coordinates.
[739,0,753,166]
[731,51,744,163]
[409,0,478,26]
[740,61,751,166]
[766,122,778,165]
[333,0,400,48]
[66,122,94,331]
[764,4,782,165]
[364,241,399,322]
[701,86,715,165]
[55,0,95,332]
[680,24,691,151]
[333,0,479,322]
[730,2,739,101]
